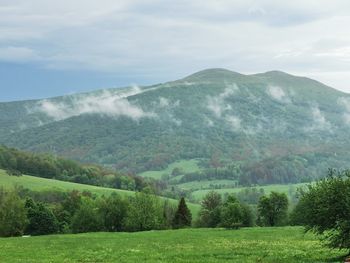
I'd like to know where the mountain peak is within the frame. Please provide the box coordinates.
[253,70,294,78]
[183,68,245,81]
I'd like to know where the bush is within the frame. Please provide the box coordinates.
[292,169,350,249]
[25,198,59,235]
[71,198,103,233]
[0,189,27,237]
[220,195,253,229]
[257,192,288,226]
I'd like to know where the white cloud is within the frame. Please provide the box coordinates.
[206,85,242,131]
[33,88,155,121]
[266,86,291,103]
[206,85,237,118]
[1,1,350,92]
[307,106,332,131]
[225,115,241,131]
[338,97,350,124]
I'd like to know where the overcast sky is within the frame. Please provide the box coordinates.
[1,0,350,101]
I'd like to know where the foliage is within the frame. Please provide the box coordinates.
[173,197,192,228]
[257,192,288,226]
[25,198,59,235]
[220,195,253,229]
[292,169,350,249]
[126,191,164,231]
[0,188,27,237]
[198,191,222,227]
[71,197,104,233]
[98,193,128,232]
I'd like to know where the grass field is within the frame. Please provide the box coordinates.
[0,169,133,196]
[177,179,238,190]
[139,159,201,179]
[0,169,201,217]
[0,227,346,262]
[191,183,307,201]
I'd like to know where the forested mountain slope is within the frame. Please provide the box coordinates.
[1,68,350,184]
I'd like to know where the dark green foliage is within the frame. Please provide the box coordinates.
[171,167,183,176]
[6,168,22,176]
[25,198,59,235]
[258,192,288,226]
[198,191,222,227]
[220,195,253,229]
[292,169,350,249]
[162,200,177,228]
[71,198,103,233]
[99,194,128,232]
[173,197,192,228]
[0,188,27,237]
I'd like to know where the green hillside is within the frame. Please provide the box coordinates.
[139,159,201,179]
[0,169,131,196]
[0,227,345,262]
[1,69,350,186]
[0,169,200,216]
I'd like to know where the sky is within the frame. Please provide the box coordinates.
[1,0,350,102]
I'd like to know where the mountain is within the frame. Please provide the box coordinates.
[1,68,350,185]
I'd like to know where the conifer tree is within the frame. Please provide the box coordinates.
[173,197,192,228]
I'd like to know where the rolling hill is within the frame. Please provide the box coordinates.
[0,169,201,216]
[1,68,350,186]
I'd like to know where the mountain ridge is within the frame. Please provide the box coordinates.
[1,68,350,186]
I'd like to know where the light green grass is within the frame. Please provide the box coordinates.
[0,169,131,196]
[177,179,238,190]
[139,159,201,179]
[191,183,307,201]
[0,169,200,217]
[0,227,345,262]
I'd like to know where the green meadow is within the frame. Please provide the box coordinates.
[0,169,200,217]
[0,227,345,263]
[139,159,201,179]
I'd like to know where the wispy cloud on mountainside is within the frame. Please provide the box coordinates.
[32,87,155,121]
[206,85,238,118]
[206,84,241,131]
[338,97,350,124]
[266,86,291,103]
[307,105,332,131]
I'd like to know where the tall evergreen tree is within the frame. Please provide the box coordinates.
[173,197,192,228]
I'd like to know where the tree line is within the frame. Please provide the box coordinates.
[196,191,289,228]
[0,145,148,192]
[0,188,192,237]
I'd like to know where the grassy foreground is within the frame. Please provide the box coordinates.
[0,227,346,262]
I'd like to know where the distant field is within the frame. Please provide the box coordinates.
[139,159,201,179]
[191,183,307,201]
[0,227,345,262]
[0,169,200,217]
[177,179,238,190]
